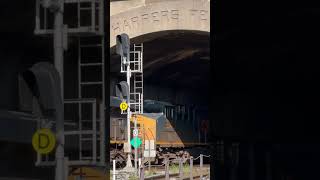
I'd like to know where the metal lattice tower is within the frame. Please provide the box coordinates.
[77,36,105,164]
[121,44,144,115]
[34,0,105,169]
[118,42,144,171]
[132,44,144,114]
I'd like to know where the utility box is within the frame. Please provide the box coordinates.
[124,142,131,153]
[144,140,156,157]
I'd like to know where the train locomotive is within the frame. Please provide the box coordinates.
[110,96,210,167]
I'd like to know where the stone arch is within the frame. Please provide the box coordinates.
[110,0,210,47]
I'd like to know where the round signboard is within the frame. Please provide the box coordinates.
[120,102,128,111]
[32,128,56,154]
[133,129,139,137]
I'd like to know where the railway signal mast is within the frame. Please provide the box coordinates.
[34,0,105,179]
[116,34,144,172]
[37,1,65,179]
[116,34,132,169]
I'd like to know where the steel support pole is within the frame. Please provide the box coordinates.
[200,154,203,180]
[54,2,65,180]
[148,156,151,173]
[148,140,151,173]
[100,102,105,165]
[165,158,169,180]
[127,57,131,151]
[134,116,138,172]
[190,157,193,180]
[113,160,116,180]
[126,57,132,168]
[140,165,145,180]
[179,158,183,180]
[138,158,141,177]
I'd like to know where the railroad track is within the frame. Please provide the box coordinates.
[113,164,210,180]
[144,164,210,180]
[144,172,210,180]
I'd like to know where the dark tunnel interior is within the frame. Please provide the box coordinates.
[213,5,320,179]
[110,31,210,104]
[110,31,211,154]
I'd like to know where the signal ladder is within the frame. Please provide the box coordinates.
[121,44,144,115]
[34,0,105,167]
[77,36,105,163]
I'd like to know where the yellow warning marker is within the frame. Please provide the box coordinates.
[120,101,128,111]
[32,128,56,154]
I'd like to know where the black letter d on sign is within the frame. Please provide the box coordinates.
[38,133,50,149]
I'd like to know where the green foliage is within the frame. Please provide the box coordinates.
[128,174,139,180]
[169,164,179,174]
[169,163,191,174]
[183,163,190,173]
[145,167,157,176]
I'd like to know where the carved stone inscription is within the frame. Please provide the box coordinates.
[111,8,209,35]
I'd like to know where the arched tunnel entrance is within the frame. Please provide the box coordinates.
[109,0,211,167]
[109,30,211,166]
[110,30,210,105]
[0,0,212,178]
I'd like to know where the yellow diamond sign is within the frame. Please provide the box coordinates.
[32,128,56,154]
